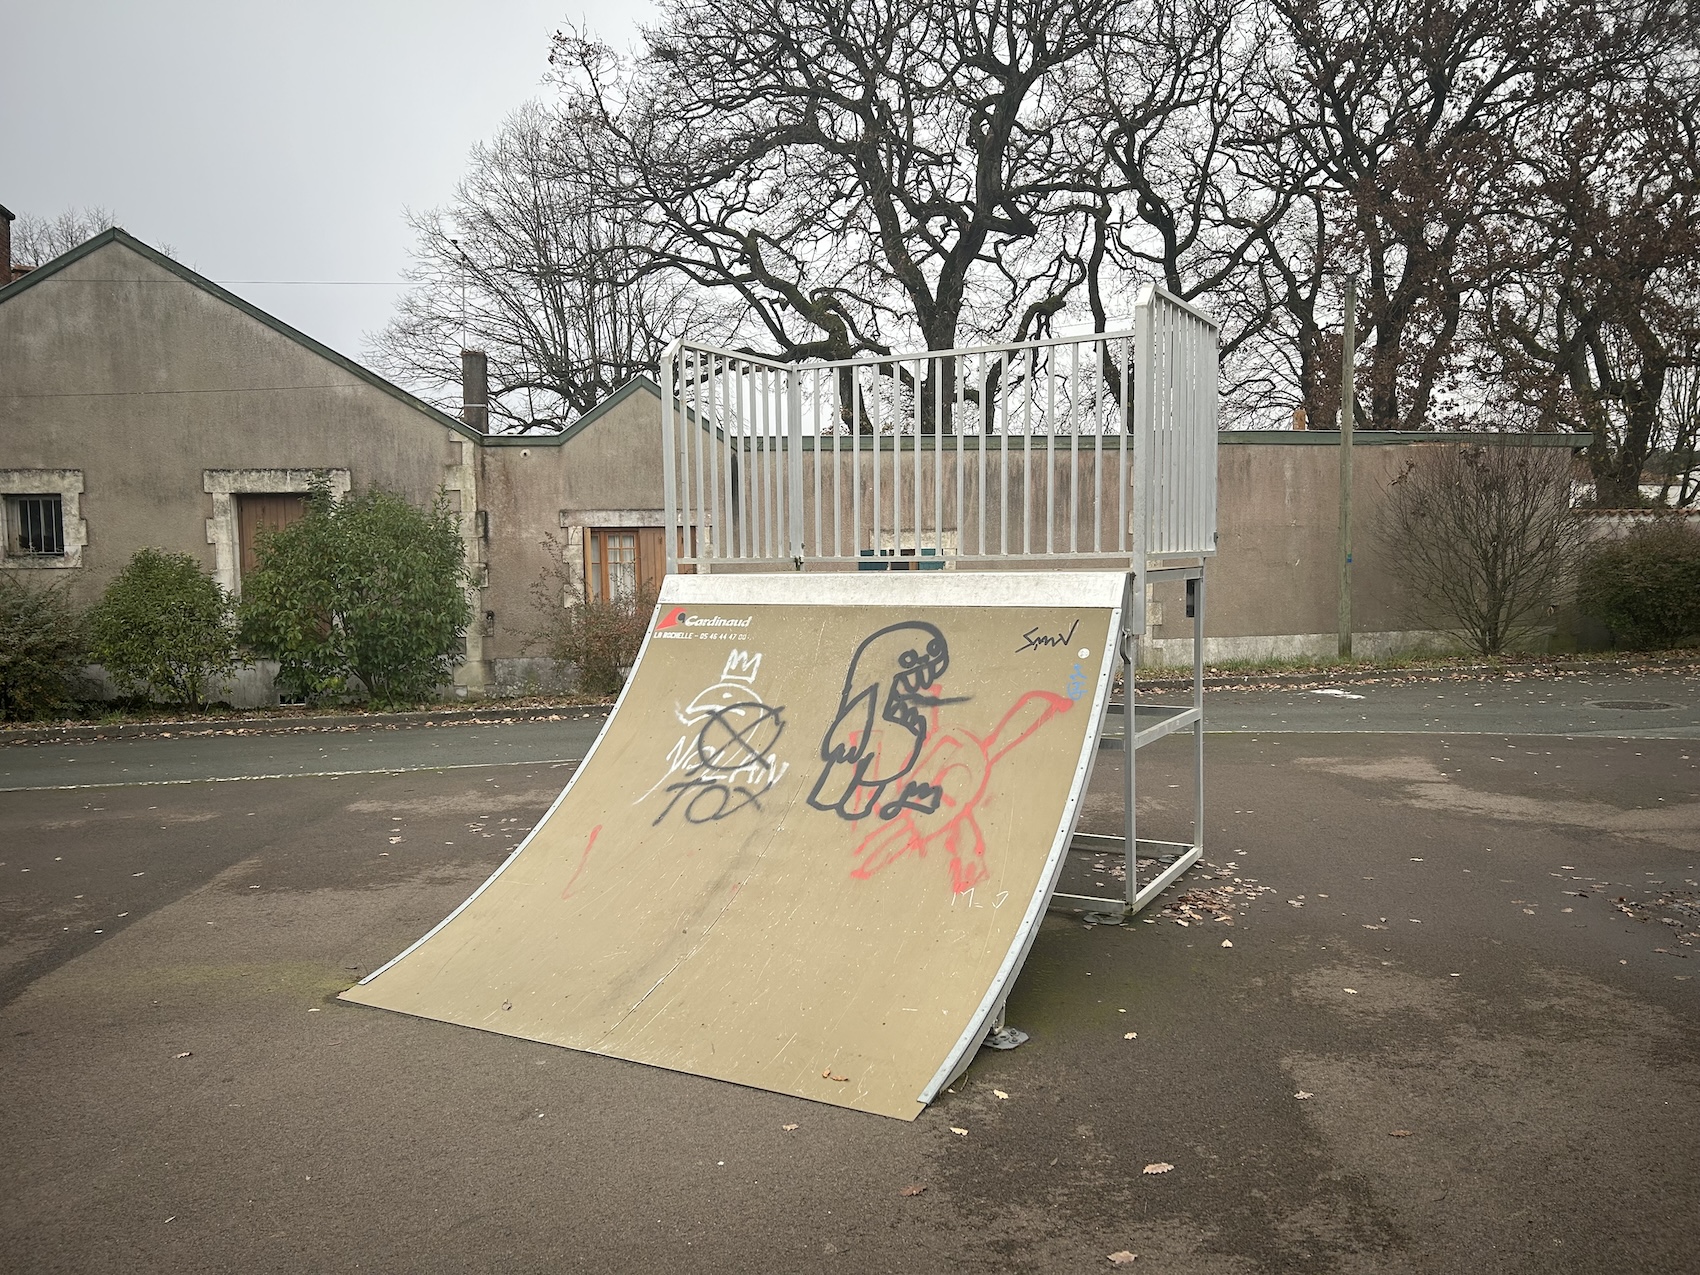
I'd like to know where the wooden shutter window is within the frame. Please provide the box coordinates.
[237,493,308,580]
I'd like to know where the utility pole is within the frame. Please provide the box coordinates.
[1338,274,1356,660]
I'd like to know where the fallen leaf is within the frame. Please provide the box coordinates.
[781,1123,798,1131]
[1123,1032,1138,1040]
[1389,1129,1412,1137]
[1108,1252,1139,1266]
[950,1127,969,1137]
[899,1184,927,1197]
[1142,1162,1174,1175]
[173,1051,192,1059]
[1293,1091,1313,1100]
[1220,939,1233,948]
[993,1089,1009,1100]
[821,1069,849,1083]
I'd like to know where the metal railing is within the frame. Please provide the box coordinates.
[660,284,1218,573]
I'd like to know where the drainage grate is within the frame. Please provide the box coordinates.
[1586,700,1678,711]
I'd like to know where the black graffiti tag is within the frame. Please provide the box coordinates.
[652,695,787,827]
[807,621,966,822]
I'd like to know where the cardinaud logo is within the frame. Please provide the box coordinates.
[654,608,754,640]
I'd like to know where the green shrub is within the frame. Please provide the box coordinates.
[1576,520,1700,649]
[0,574,89,720]
[88,548,236,708]
[238,481,472,708]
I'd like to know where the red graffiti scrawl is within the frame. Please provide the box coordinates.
[849,690,1072,894]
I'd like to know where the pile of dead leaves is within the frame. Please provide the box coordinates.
[1157,872,1277,928]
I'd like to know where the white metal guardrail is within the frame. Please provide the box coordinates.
[660,283,1218,575]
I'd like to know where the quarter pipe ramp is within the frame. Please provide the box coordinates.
[342,570,1123,1119]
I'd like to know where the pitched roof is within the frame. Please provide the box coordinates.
[0,226,486,441]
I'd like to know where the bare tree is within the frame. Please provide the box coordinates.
[1250,0,1613,431]
[369,103,720,432]
[557,0,1119,369]
[1482,21,1700,506]
[1650,368,1700,509]
[1378,443,1586,654]
[10,206,118,267]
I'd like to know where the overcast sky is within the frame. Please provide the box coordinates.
[2,0,650,362]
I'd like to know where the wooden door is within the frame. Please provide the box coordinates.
[237,493,307,579]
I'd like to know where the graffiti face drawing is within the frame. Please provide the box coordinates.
[807,622,962,822]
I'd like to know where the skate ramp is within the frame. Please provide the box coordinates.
[342,571,1123,1119]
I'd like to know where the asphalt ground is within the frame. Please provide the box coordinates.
[1,675,1696,1273]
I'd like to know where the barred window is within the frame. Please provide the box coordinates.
[5,494,64,557]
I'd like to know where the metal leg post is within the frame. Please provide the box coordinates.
[1192,573,1205,858]
[1123,572,1139,912]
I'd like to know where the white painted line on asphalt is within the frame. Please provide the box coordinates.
[0,756,583,794]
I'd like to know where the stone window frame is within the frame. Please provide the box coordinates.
[556,508,668,601]
[0,469,87,570]
[205,468,350,596]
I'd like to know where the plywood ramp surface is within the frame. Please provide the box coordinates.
[343,572,1122,1119]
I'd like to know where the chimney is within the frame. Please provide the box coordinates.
[460,348,489,434]
[1291,406,1308,431]
[0,204,13,286]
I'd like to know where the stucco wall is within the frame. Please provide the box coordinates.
[0,237,490,696]
[476,382,700,679]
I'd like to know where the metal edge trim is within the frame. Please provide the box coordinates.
[916,588,1125,1104]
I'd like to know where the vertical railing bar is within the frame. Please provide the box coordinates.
[661,342,680,573]
[1184,321,1194,550]
[764,365,778,560]
[851,368,863,560]
[832,369,843,558]
[690,353,707,565]
[1190,319,1202,552]
[1116,337,1128,554]
[751,364,765,559]
[788,363,804,563]
[1069,340,1080,554]
[811,367,822,559]
[669,350,683,567]
[913,358,923,560]
[955,356,965,563]
[893,361,905,560]
[976,353,987,557]
[706,357,722,563]
[735,362,750,560]
[871,365,883,563]
[1045,350,1056,556]
[933,356,944,557]
[748,365,762,560]
[1170,311,1181,554]
[720,357,734,562]
[1022,348,1034,555]
[1092,337,1104,554]
[999,350,1010,557]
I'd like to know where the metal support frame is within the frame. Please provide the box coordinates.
[1049,563,1206,922]
[663,305,1218,932]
